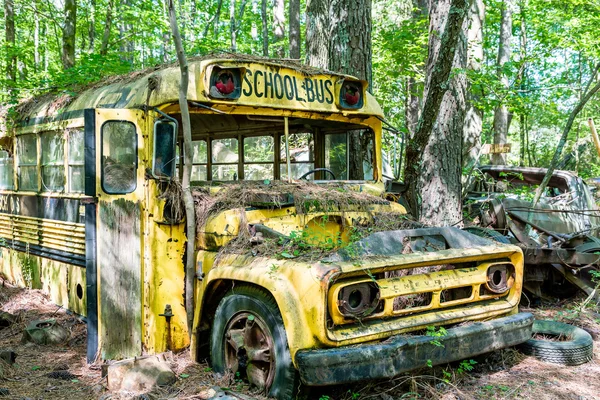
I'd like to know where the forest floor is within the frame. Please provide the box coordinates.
[0,280,599,400]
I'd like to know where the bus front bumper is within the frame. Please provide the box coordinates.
[295,312,533,386]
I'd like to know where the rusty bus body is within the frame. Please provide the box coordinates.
[0,56,532,398]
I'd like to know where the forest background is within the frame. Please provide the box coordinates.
[1,0,600,199]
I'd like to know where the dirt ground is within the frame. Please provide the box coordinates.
[1,280,599,400]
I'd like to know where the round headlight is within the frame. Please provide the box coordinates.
[338,282,380,319]
[485,264,515,294]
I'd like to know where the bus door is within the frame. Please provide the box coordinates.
[85,108,147,361]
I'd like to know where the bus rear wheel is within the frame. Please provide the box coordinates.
[210,286,297,399]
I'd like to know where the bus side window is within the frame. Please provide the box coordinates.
[152,120,177,178]
[17,134,38,191]
[212,138,238,181]
[101,121,137,194]
[325,133,347,180]
[41,132,65,192]
[191,140,207,181]
[68,129,85,193]
[0,150,14,190]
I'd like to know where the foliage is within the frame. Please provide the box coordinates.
[3,0,600,179]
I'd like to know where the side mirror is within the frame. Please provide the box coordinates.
[152,119,178,178]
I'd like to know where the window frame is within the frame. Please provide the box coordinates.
[16,133,39,192]
[190,139,208,182]
[40,131,66,193]
[0,149,14,190]
[243,135,275,181]
[100,120,138,195]
[278,131,315,180]
[210,136,240,181]
[67,129,85,193]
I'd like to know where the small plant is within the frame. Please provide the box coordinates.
[347,389,361,399]
[457,359,477,374]
[426,326,447,348]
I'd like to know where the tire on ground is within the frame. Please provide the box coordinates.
[210,285,298,399]
[519,320,593,365]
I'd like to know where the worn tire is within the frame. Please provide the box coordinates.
[519,320,594,365]
[210,285,298,399]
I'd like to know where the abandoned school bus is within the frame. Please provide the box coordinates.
[0,55,533,397]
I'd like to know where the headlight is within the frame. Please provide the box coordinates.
[485,264,515,293]
[337,282,380,319]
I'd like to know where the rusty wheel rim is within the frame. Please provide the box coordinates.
[223,312,275,391]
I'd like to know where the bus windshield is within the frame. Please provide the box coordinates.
[174,114,375,183]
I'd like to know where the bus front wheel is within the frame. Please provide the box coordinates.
[210,285,298,399]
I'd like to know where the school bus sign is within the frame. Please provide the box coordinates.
[203,61,367,113]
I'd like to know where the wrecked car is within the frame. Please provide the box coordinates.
[465,165,600,298]
[0,56,533,399]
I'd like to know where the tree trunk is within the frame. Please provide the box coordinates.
[229,0,236,51]
[463,0,484,169]
[100,0,113,55]
[404,0,470,225]
[261,0,269,56]
[167,0,196,338]
[89,0,96,51]
[119,0,134,64]
[4,0,16,87]
[491,0,513,165]
[62,0,77,69]
[43,21,49,72]
[289,0,300,59]
[272,0,285,57]
[518,6,528,166]
[328,0,372,88]
[34,1,40,72]
[328,0,372,180]
[405,0,428,139]
[305,0,329,69]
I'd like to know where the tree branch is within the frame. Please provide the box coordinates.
[167,0,196,337]
[532,64,600,207]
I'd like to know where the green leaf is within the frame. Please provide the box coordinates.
[280,251,297,259]
[180,373,190,379]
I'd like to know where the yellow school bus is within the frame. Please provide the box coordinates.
[0,55,532,398]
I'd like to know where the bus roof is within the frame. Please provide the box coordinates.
[11,54,384,132]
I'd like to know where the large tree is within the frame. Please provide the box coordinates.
[289,0,301,59]
[404,0,470,225]
[306,0,372,181]
[491,0,513,165]
[463,0,485,170]
[62,0,76,69]
[5,0,16,87]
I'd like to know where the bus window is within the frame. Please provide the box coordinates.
[101,121,137,194]
[280,132,314,180]
[191,140,207,181]
[325,133,348,180]
[244,136,274,180]
[17,134,38,191]
[212,138,238,181]
[41,132,65,192]
[0,150,14,190]
[152,120,177,178]
[68,130,84,193]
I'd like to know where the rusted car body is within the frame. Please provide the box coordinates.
[465,165,600,298]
